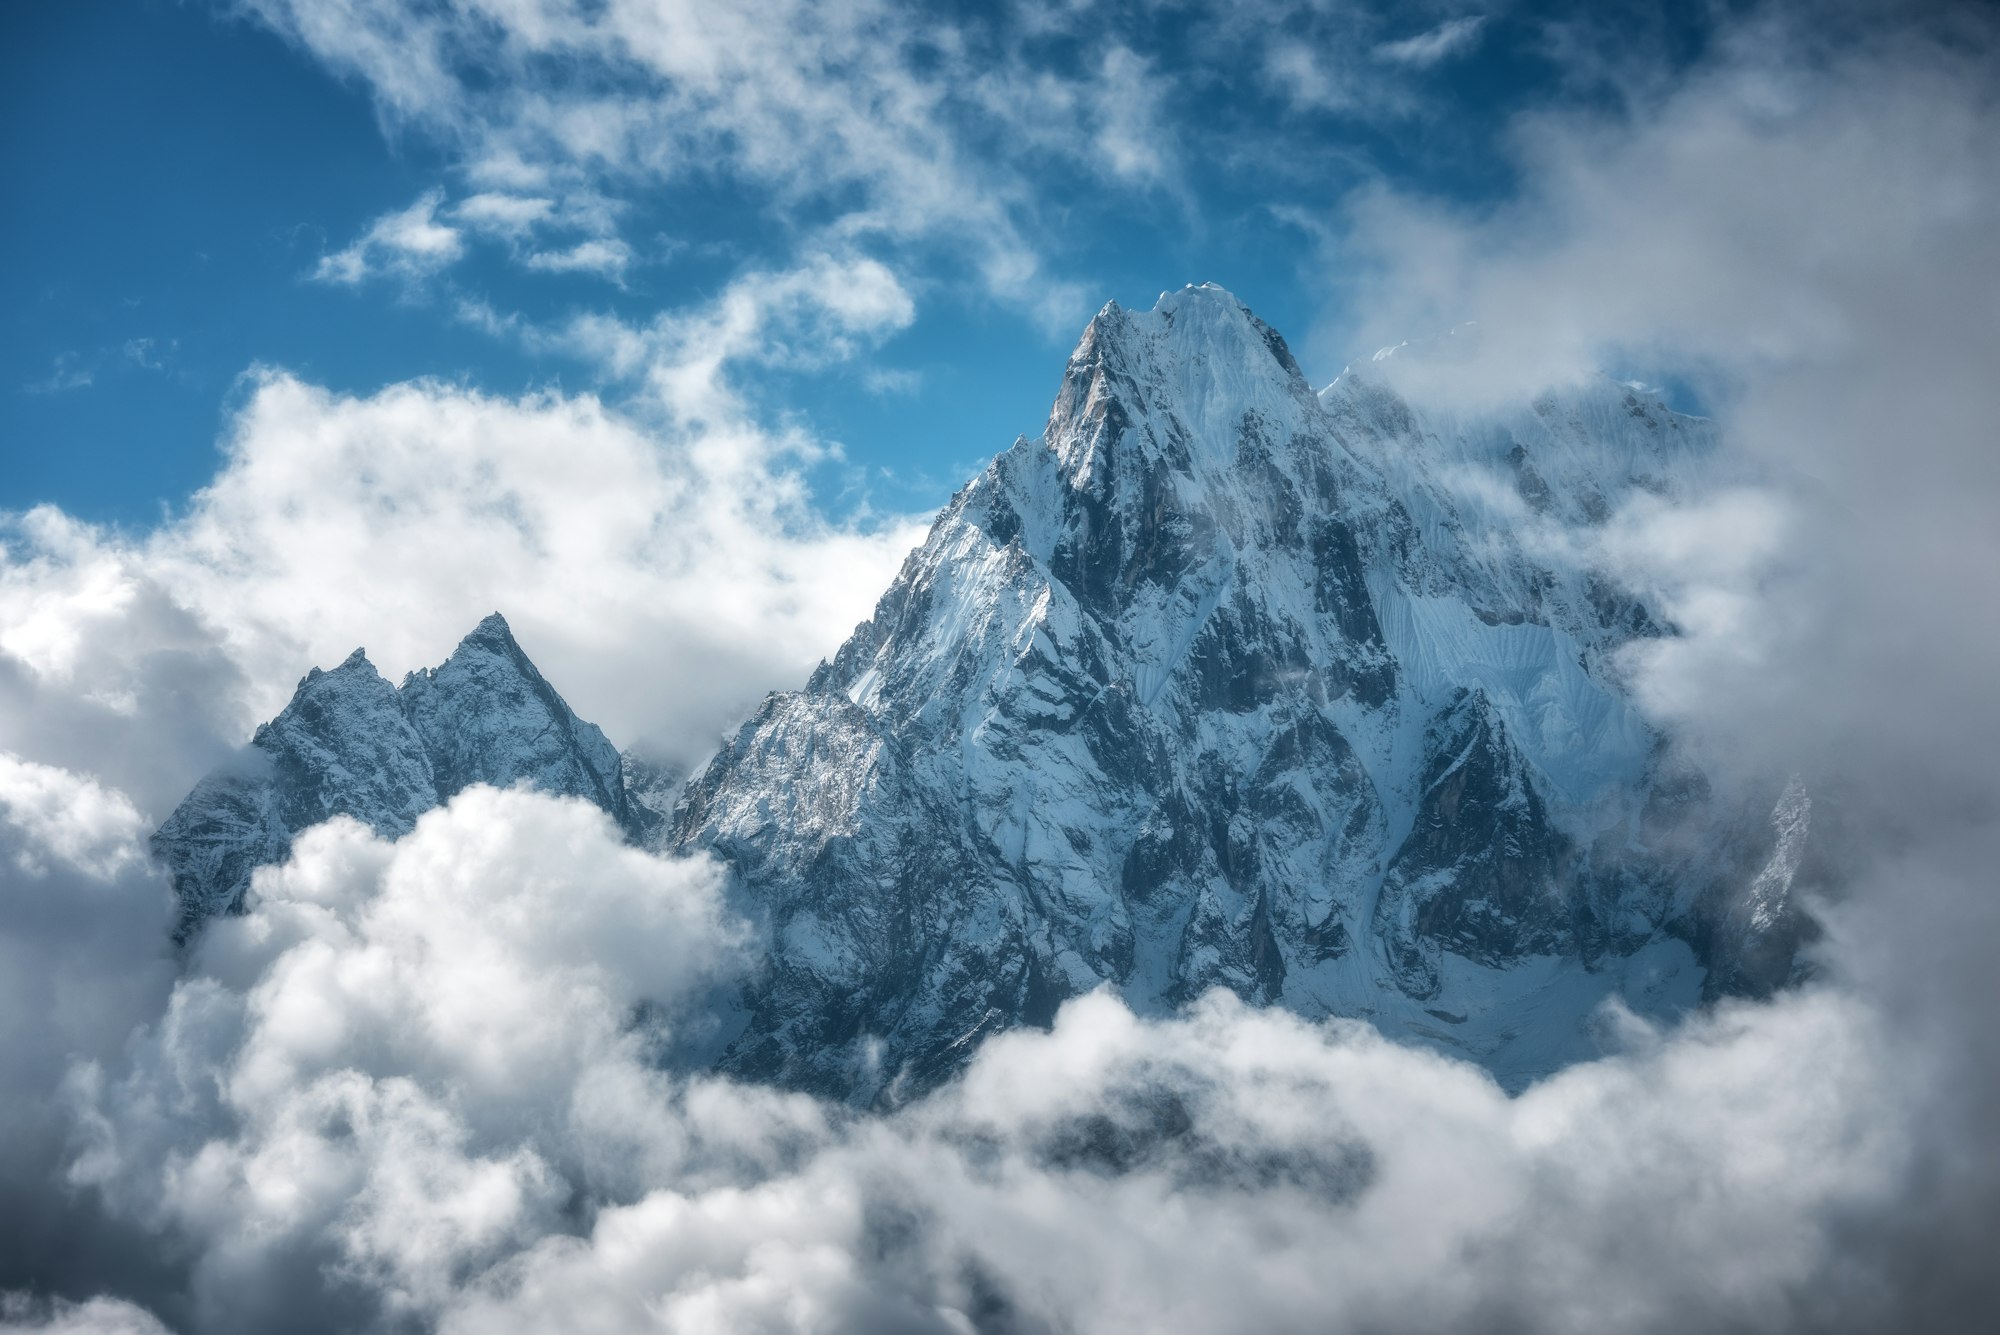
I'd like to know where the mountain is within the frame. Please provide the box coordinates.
[674,285,1800,1098]
[153,613,652,938]
[151,285,1809,1098]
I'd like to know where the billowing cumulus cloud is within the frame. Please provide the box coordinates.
[1321,1,2000,827]
[44,781,1926,1335]
[1,255,929,803]
[1311,5,2000,1315]
[0,249,924,1319]
[66,788,747,1333]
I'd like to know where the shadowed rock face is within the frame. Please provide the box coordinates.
[1372,689,1574,1002]
[152,286,1812,1099]
[153,614,650,938]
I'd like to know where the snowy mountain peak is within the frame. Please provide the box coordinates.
[156,612,651,936]
[462,610,517,646]
[400,611,633,828]
[300,645,378,687]
[674,287,1803,1102]
[1047,283,1313,486]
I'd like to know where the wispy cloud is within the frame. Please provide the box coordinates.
[242,1,1205,328]
[120,338,175,372]
[312,188,466,286]
[451,191,556,238]
[1374,15,1488,68]
[22,352,94,396]
[521,237,633,280]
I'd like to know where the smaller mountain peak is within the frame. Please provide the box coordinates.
[1045,281,1315,481]
[462,611,519,649]
[1072,300,1134,356]
[299,647,377,689]
[399,613,538,696]
[1151,281,1247,314]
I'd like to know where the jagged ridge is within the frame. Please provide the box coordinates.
[153,613,652,937]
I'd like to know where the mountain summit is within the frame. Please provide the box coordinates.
[154,613,653,937]
[675,284,1803,1096]
[154,286,1810,1094]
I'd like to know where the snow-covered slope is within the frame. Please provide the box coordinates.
[154,613,651,937]
[674,285,1797,1099]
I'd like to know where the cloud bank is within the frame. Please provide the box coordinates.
[42,784,1917,1335]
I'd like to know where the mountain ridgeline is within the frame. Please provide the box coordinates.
[155,285,1813,1096]
[152,614,656,939]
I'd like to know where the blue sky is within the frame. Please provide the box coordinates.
[2,0,1723,528]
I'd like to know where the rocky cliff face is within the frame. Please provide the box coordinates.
[154,613,649,938]
[153,286,1809,1098]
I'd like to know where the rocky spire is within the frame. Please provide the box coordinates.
[154,614,648,937]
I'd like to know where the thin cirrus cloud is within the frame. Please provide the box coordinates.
[1373,16,1489,68]
[243,0,1210,329]
[519,237,632,278]
[21,353,95,397]
[316,187,636,287]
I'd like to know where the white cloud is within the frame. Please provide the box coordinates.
[66,787,747,1332]
[520,237,632,279]
[530,251,918,420]
[1310,13,2000,1314]
[0,1295,174,1335]
[449,190,634,280]
[313,189,466,286]
[63,793,1923,1334]
[239,0,1192,327]
[1374,16,1487,68]
[1326,3,2000,805]
[1,257,927,783]
[451,191,555,238]
[0,754,147,880]
[119,339,174,373]
[23,353,93,396]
